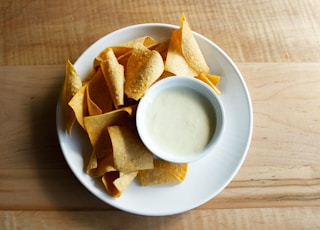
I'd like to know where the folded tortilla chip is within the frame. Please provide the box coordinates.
[180,14,209,74]
[68,84,88,130]
[107,125,154,173]
[86,150,115,177]
[114,171,138,192]
[102,170,138,198]
[164,29,197,77]
[125,47,164,100]
[86,67,113,114]
[101,171,121,198]
[148,39,170,60]
[139,159,188,186]
[122,36,158,48]
[196,72,221,95]
[94,46,133,69]
[62,60,82,134]
[84,105,136,147]
[100,48,125,108]
[87,95,102,116]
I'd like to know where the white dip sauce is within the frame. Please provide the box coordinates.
[145,87,215,157]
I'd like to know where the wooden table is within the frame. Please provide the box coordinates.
[1,0,320,229]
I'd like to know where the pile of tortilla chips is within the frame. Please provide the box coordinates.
[61,14,221,198]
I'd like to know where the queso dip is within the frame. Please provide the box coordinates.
[145,87,216,157]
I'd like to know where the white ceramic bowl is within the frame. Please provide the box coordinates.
[136,76,224,163]
[56,23,253,216]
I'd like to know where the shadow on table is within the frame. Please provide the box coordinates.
[29,66,109,210]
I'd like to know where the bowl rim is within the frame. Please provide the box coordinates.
[136,76,225,163]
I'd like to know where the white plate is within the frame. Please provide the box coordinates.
[56,23,253,216]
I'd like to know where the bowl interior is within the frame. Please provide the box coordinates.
[136,76,224,163]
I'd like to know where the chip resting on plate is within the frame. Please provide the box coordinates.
[100,48,125,108]
[139,159,188,186]
[102,170,138,198]
[62,60,82,134]
[107,125,154,173]
[124,46,164,100]
[86,67,113,115]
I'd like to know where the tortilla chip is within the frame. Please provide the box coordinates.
[206,73,221,86]
[196,73,221,95]
[86,151,98,175]
[125,47,164,100]
[87,95,103,116]
[139,159,188,186]
[101,171,121,198]
[114,171,138,192]
[93,128,113,159]
[180,14,209,74]
[100,48,125,108]
[84,105,136,147]
[107,125,154,173]
[102,170,138,198]
[164,29,197,77]
[94,46,133,69]
[86,67,113,114]
[62,60,82,134]
[87,151,115,177]
[68,85,88,129]
[117,51,132,68]
[149,39,170,60]
[85,126,115,177]
[122,36,158,48]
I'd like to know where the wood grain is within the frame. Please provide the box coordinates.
[1,208,320,229]
[0,63,319,218]
[1,0,320,65]
[1,0,320,228]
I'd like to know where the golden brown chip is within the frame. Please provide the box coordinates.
[117,51,132,68]
[87,95,102,116]
[86,150,98,176]
[86,151,115,177]
[62,60,82,134]
[180,14,209,74]
[86,67,113,114]
[94,47,133,69]
[206,73,221,86]
[107,125,154,173]
[101,170,138,198]
[68,84,88,129]
[101,171,121,198]
[164,29,197,77]
[84,105,136,147]
[85,126,115,177]
[100,48,125,108]
[139,159,188,186]
[114,171,138,192]
[125,47,164,100]
[149,39,170,60]
[122,36,158,48]
[196,73,221,95]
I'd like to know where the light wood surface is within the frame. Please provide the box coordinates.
[1,0,320,229]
